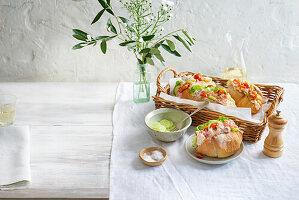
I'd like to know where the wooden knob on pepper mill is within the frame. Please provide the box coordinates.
[263,110,288,158]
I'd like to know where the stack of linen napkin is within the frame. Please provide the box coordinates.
[0,126,31,190]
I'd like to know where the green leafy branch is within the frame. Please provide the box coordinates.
[72,0,195,66]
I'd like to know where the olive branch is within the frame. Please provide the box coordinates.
[72,0,195,66]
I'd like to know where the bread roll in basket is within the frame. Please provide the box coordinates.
[227,79,263,114]
[173,74,236,107]
[193,116,242,158]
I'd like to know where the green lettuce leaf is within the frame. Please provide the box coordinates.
[217,116,230,122]
[175,80,182,87]
[192,135,197,148]
[231,127,240,132]
[173,80,182,95]
[190,85,205,96]
[208,96,217,101]
[194,116,231,134]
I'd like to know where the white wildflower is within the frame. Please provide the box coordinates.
[162,5,168,11]
[139,38,144,43]
[167,1,174,7]
[162,0,174,7]
[123,23,127,27]
[161,27,164,31]
[168,13,173,19]
[144,17,150,23]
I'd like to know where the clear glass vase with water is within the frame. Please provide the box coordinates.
[133,63,151,103]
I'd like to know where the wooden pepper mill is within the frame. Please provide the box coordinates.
[263,110,287,158]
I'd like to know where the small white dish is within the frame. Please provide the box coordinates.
[185,134,244,165]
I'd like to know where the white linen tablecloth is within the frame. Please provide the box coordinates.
[0,126,31,190]
[110,82,299,200]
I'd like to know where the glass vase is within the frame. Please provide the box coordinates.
[133,63,150,103]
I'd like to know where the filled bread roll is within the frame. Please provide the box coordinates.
[173,74,235,107]
[181,85,235,107]
[173,73,216,96]
[193,116,243,158]
[227,79,263,114]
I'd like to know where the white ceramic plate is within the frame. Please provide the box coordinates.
[185,134,244,165]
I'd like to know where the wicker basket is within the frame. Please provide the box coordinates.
[152,67,285,143]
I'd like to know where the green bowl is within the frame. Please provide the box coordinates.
[144,108,192,142]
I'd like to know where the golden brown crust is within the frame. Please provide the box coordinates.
[181,88,202,101]
[195,138,217,157]
[227,82,263,114]
[195,131,242,158]
[215,131,243,158]
[196,80,216,87]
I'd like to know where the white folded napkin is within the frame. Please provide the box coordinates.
[0,126,31,190]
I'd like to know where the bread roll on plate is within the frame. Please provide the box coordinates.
[193,116,242,158]
[227,79,263,114]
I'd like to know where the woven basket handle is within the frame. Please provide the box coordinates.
[156,67,179,96]
[265,87,285,118]
[278,88,285,103]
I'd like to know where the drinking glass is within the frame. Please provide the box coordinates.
[0,94,16,126]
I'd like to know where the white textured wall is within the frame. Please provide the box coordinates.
[0,0,299,82]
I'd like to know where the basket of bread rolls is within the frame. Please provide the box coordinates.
[153,67,284,143]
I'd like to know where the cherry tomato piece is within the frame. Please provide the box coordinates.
[210,123,217,129]
[200,92,208,97]
[195,153,203,159]
[181,83,191,92]
[194,74,200,80]
[218,89,226,95]
[252,91,257,99]
[239,83,245,88]
[244,82,250,89]
[194,74,203,81]
[233,79,239,84]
